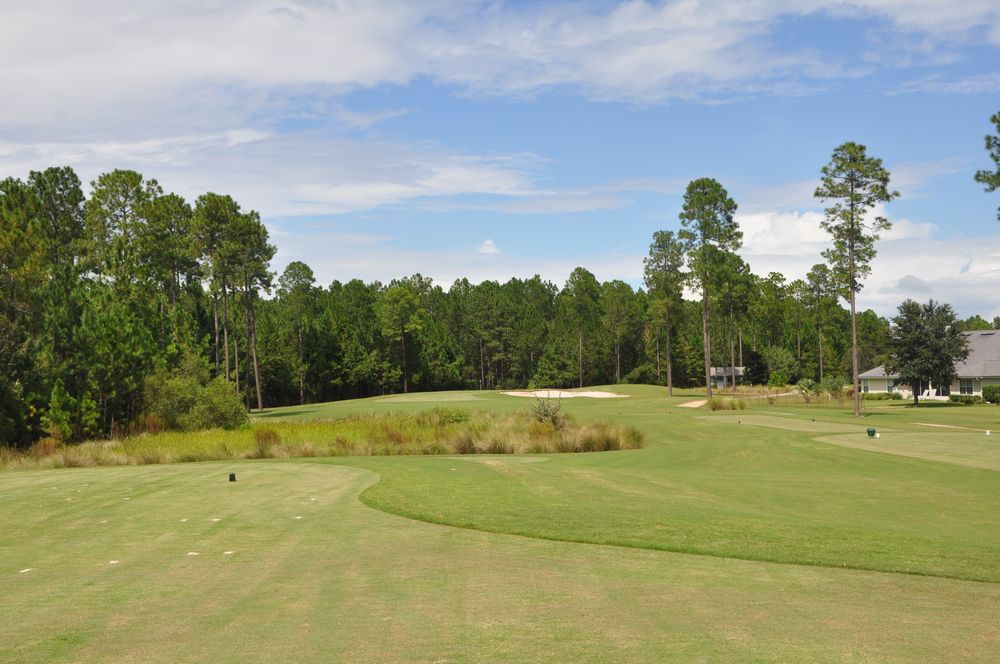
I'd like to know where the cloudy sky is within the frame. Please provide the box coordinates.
[2,0,998,317]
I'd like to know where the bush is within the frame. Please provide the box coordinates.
[862,392,903,401]
[983,384,1000,404]
[820,376,850,398]
[143,352,248,433]
[949,394,984,405]
[176,377,248,431]
[708,396,746,411]
[529,397,566,430]
[622,363,659,385]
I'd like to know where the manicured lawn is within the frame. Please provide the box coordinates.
[3,385,999,661]
[344,387,1000,582]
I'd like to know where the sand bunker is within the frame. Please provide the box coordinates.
[503,389,627,399]
[678,400,706,408]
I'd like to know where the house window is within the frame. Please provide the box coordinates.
[960,379,974,395]
[862,379,870,393]
[887,380,896,393]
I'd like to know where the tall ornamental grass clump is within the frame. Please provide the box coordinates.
[708,396,747,411]
[1,406,643,469]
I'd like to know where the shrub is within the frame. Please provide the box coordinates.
[708,397,746,411]
[622,363,659,385]
[178,377,249,431]
[762,345,799,385]
[862,392,903,401]
[983,384,1000,404]
[949,394,984,405]
[529,397,566,430]
[144,356,248,433]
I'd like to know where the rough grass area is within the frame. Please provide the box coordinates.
[1,409,644,469]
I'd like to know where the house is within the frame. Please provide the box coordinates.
[859,330,1000,399]
[709,366,745,390]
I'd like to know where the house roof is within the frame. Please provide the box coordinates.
[861,330,1000,380]
[859,366,896,379]
[955,330,1000,377]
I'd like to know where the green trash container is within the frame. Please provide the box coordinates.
[867,427,876,438]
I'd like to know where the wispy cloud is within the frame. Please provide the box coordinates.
[891,72,1000,95]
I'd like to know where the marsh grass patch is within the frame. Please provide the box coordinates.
[2,408,642,469]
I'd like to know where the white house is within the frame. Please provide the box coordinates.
[859,330,1000,399]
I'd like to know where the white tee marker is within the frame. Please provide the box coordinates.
[19,568,33,574]
[187,552,200,556]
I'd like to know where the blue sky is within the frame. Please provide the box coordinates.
[1,1,998,317]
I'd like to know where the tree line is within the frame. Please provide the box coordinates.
[2,114,998,444]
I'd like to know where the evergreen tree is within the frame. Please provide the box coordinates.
[815,142,898,416]
[678,178,741,398]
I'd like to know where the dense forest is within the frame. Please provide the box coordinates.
[1,161,997,446]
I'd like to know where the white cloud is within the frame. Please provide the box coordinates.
[0,131,543,216]
[737,208,996,318]
[476,239,501,255]
[2,0,998,139]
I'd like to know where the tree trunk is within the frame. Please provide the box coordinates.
[244,289,252,411]
[665,319,673,397]
[578,329,584,388]
[297,324,305,405]
[655,333,661,383]
[738,324,743,368]
[615,342,621,384]
[402,328,408,393]
[849,239,860,418]
[480,338,485,390]
[818,319,824,383]
[247,280,264,412]
[222,280,231,383]
[233,328,240,394]
[730,323,737,392]
[212,292,220,376]
[702,285,712,398]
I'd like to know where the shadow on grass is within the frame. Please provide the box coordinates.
[255,409,318,418]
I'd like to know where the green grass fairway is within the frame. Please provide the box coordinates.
[4,385,1000,661]
[4,462,1000,663]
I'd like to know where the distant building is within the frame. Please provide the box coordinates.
[709,366,745,390]
[859,330,1000,399]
